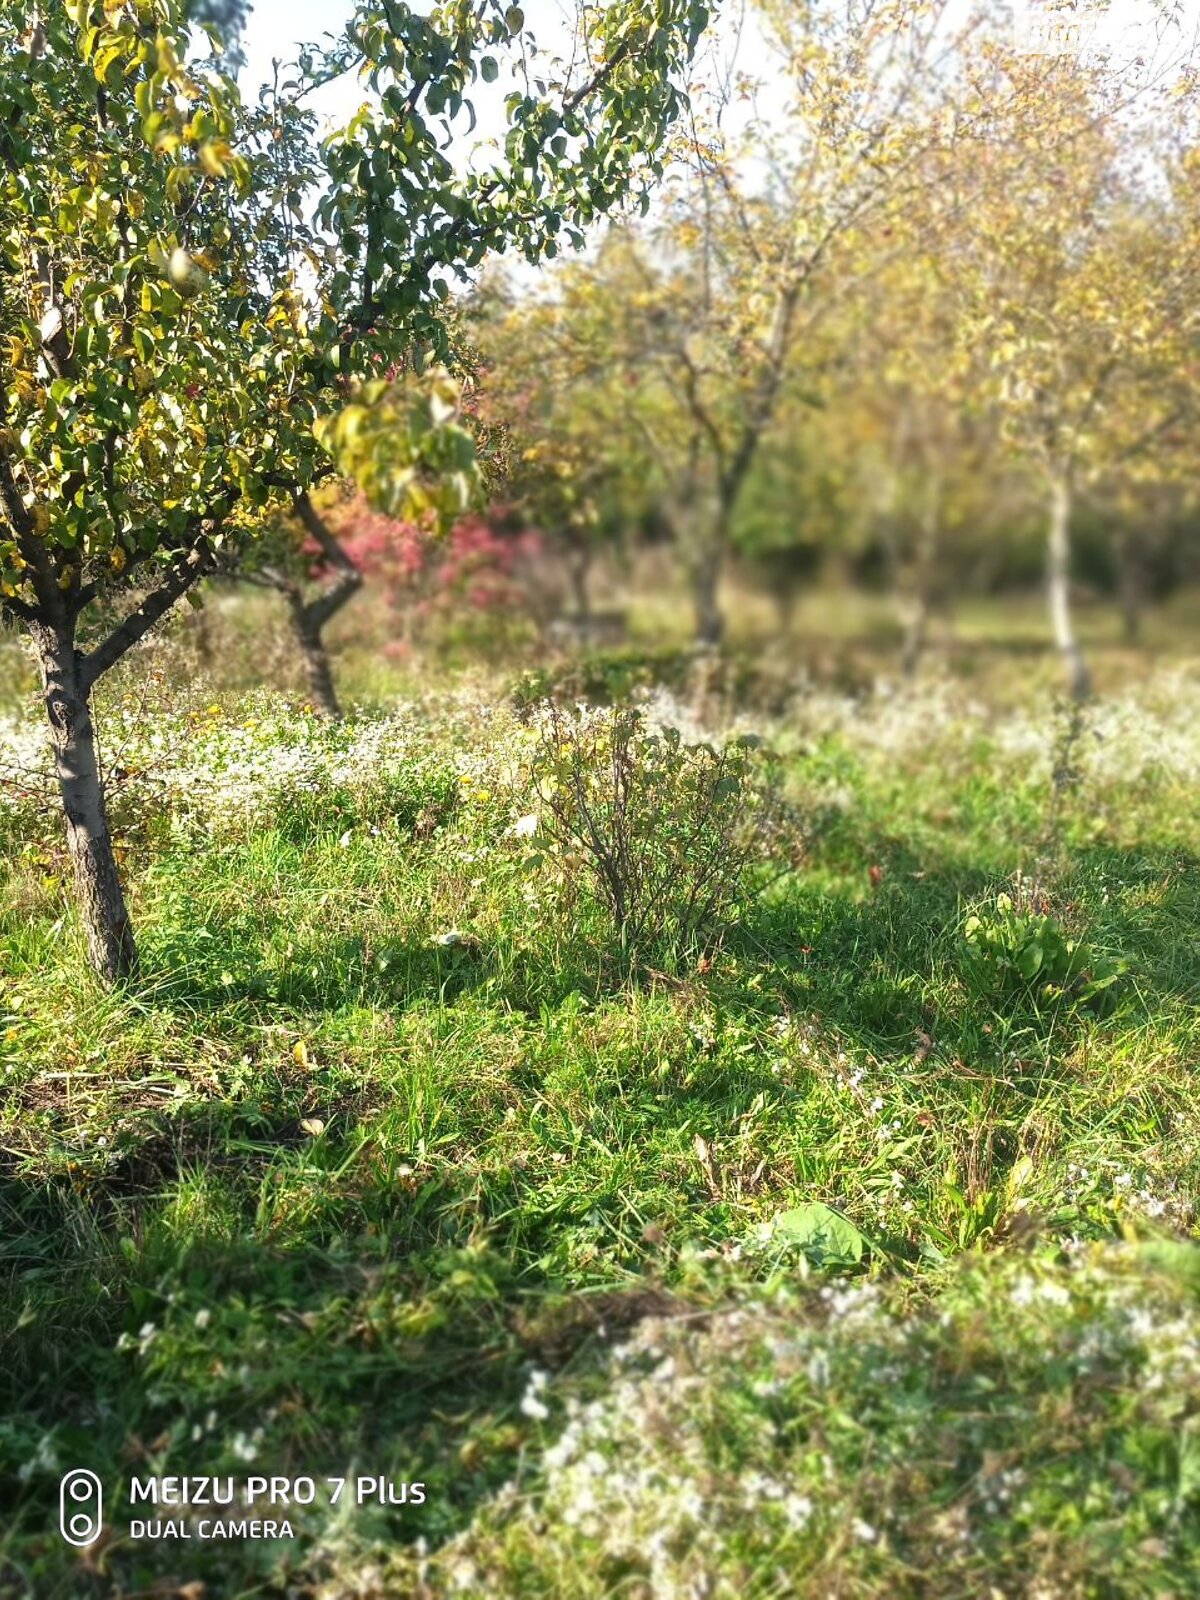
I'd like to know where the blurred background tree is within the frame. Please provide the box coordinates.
[927,50,1200,698]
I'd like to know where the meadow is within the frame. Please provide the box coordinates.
[2,594,1199,1598]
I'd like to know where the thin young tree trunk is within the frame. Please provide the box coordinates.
[260,495,362,719]
[690,537,725,648]
[189,595,215,666]
[665,487,726,649]
[30,618,136,984]
[899,472,942,679]
[688,494,731,648]
[665,456,728,649]
[899,593,929,679]
[1047,471,1092,702]
[566,539,593,623]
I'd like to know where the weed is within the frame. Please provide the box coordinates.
[526,701,798,967]
[962,880,1126,1013]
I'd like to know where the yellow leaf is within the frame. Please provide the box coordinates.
[198,139,232,179]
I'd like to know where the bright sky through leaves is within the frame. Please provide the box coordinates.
[240,0,582,141]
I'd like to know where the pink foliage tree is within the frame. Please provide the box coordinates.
[317,495,544,651]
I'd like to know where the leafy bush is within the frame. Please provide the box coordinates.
[526,702,798,965]
[509,647,798,718]
[962,887,1125,1012]
[511,647,699,712]
[333,495,545,656]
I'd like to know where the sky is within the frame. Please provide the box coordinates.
[239,0,583,146]
[1014,1,1200,71]
[237,2,1200,62]
[236,2,1200,116]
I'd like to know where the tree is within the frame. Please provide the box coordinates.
[490,0,993,646]
[469,285,618,626]
[939,48,1200,698]
[238,492,368,720]
[186,0,251,66]
[332,493,543,647]
[836,244,1009,676]
[235,373,481,716]
[0,0,709,983]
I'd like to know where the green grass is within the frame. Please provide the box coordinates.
[2,652,1200,1596]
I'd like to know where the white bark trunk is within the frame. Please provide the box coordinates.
[1047,474,1092,702]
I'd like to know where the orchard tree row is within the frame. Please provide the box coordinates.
[4,0,1199,988]
[474,0,1200,691]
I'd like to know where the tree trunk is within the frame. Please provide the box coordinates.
[30,619,136,984]
[188,595,214,666]
[900,592,929,679]
[899,473,942,679]
[566,540,593,624]
[771,577,798,637]
[689,531,725,649]
[1047,473,1092,702]
[260,496,363,719]
[288,597,343,719]
[1116,532,1144,644]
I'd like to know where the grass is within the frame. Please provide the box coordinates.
[1,628,1200,1597]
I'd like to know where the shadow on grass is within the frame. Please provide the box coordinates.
[132,902,640,1023]
[737,842,1200,1042]
[713,843,1200,1224]
[0,1140,676,1599]
[134,926,500,1017]
[2,839,1197,1592]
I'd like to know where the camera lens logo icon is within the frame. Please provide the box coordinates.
[59,1470,103,1547]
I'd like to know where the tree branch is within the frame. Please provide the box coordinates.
[291,492,362,628]
[0,446,68,626]
[80,538,214,691]
[0,591,36,625]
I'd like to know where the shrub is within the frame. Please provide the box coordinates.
[962,884,1125,1013]
[525,702,798,966]
[510,647,699,713]
[332,495,544,650]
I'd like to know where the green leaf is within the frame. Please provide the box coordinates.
[766,1203,867,1268]
[1015,941,1044,980]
